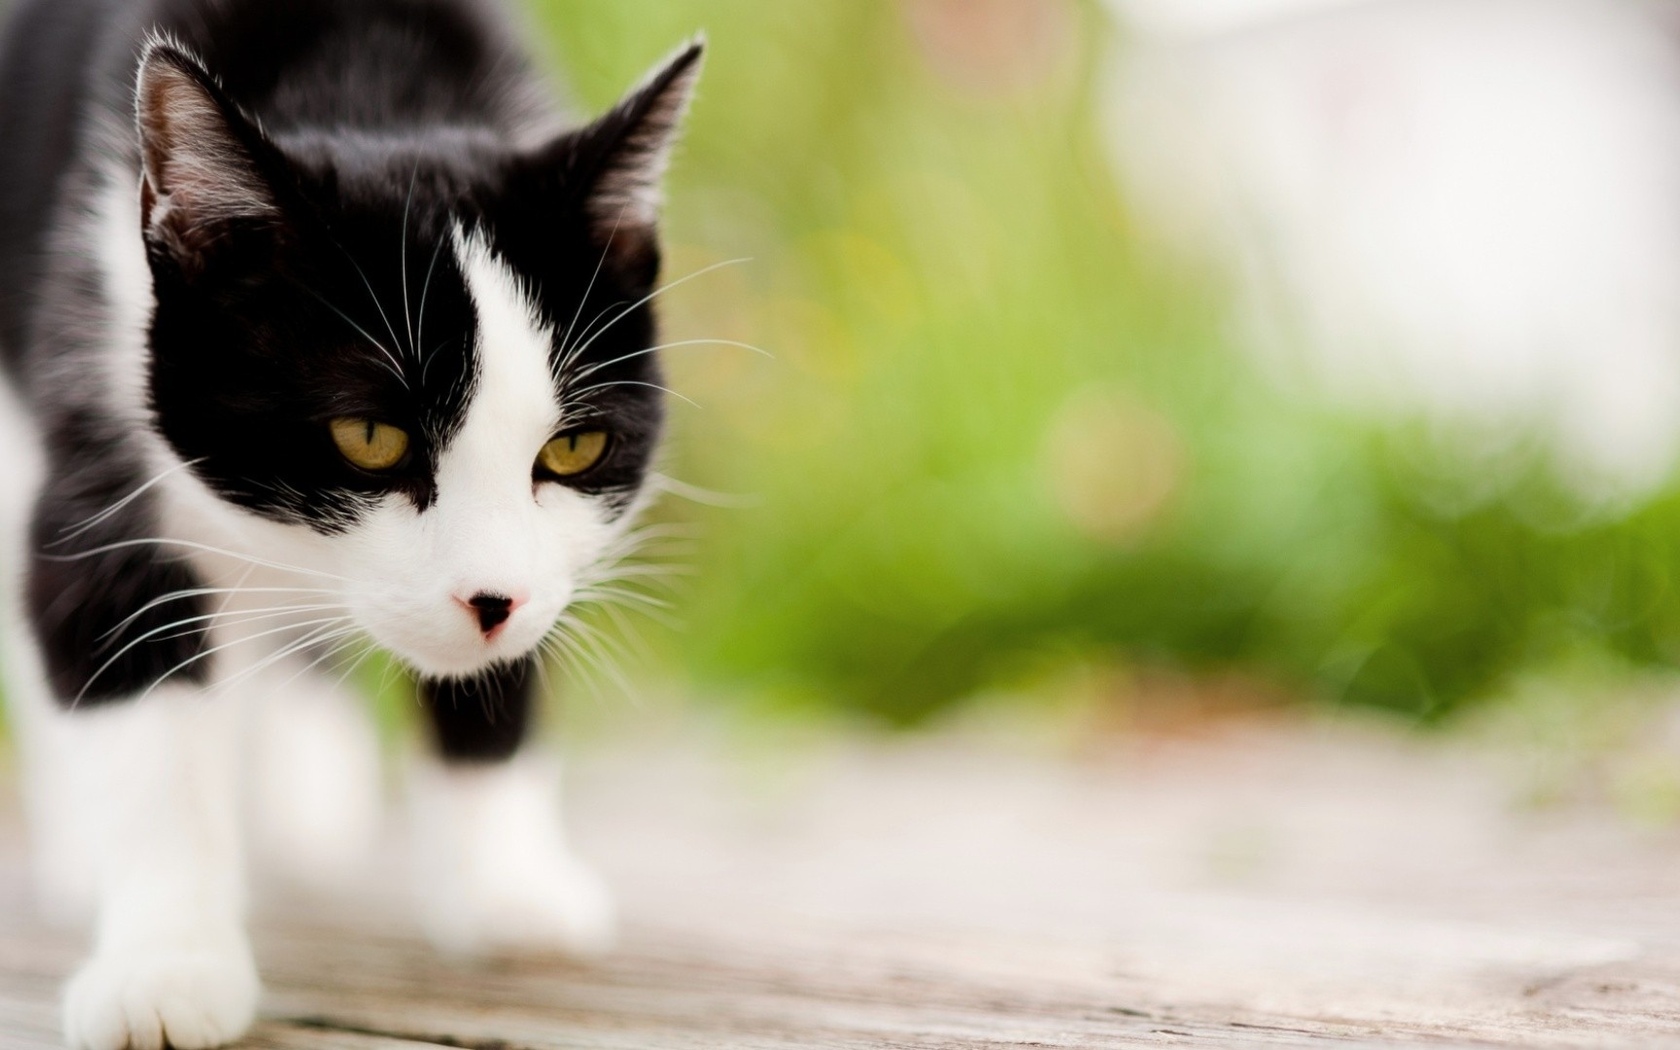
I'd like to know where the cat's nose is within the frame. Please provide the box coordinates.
[460,592,518,636]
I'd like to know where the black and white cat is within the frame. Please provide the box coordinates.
[0,1,700,1046]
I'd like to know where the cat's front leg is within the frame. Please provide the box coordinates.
[245,657,384,894]
[55,686,259,1050]
[27,484,260,1050]
[409,656,615,957]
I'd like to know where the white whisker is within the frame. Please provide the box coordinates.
[258,632,371,700]
[76,614,353,709]
[570,338,771,384]
[559,257,750,375]
[206,623,363,699]
[104,585,339,640]
[341,245,406,365]
[80,604,349,703]
[649,472,762,509]
[415,234,448,377]
[328,641,381,696]
[575,584,672,610]
[49,458,206,546]
[43,537,351,582]
[401,162,419,353]
[562,379,699,409]
[294,282,409,387]
[545,617,636,703]
[557,298,629,376]
[557,208,625,366]
[100,598,343,646]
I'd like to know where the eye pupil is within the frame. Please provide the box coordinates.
[330,416,410,472]
[538,430,608,479]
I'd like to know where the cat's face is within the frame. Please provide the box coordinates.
[133,41,699,678]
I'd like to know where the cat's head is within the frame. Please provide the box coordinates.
[132,37,702,678]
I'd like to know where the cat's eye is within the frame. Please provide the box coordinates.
[330,417,410,471]
[537,430,609,478]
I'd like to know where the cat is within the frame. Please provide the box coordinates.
[0,0,701,1046]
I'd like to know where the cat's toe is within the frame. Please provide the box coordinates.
[62,940,259,1050]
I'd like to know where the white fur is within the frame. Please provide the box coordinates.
[55,685,259,1050]
[244,658,384,892]
[0,376,100,925]
[96,171,160,435]
[0,172,632,1049]
[408,754,615,957]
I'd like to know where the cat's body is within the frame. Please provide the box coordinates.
[0,1,700,1046]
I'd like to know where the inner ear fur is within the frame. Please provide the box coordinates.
[136,39,282,265]
[527,38,704,285]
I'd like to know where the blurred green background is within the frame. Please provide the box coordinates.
[524,0,1680,727]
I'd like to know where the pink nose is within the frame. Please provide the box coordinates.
[456,591,524,636]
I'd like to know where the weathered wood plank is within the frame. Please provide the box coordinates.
[5,719,1680,1047]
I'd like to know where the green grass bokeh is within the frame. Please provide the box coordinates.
[530,0,1680,725]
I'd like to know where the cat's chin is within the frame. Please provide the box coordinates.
[378,634,549,683]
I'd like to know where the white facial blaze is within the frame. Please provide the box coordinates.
[439,228,567,591]
[328,228,619,678]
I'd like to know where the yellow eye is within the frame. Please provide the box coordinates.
[538,430,609,478]
[330,417,410,471]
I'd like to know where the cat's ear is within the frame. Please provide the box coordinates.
[525,39,704,284]
[135,39,282,268]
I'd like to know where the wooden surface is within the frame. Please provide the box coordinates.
[5,712,1680,1047]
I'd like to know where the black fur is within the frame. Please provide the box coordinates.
[0,0,695,710]
[27,411,210,706]
[421,657,534,763]
[0,0,109,364]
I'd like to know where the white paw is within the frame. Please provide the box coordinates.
[424,855,618,959]
[479,855,618,957]
[409,755,617,960]
[62,939,259,1050]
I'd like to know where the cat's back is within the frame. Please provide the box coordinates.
[148,0,550,137]
[0,0,128,368]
